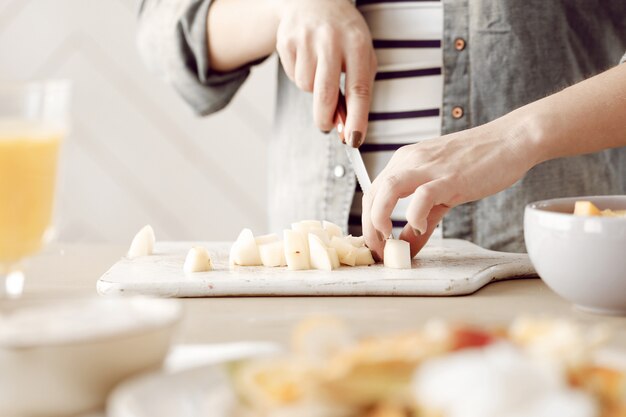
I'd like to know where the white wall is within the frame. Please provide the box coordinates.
[0,0,276,242]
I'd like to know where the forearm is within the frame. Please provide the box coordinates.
[207,0,281,72]
[512,64,626,166]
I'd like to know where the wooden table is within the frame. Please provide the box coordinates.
[21,243,626,348]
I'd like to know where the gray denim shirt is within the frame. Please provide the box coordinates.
[137,0,626,252]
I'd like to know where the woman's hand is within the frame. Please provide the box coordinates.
[362,114,538,259]
[275,0,377,146]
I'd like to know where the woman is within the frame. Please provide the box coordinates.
[137,0,626,259]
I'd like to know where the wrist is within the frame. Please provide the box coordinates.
[500,104,554,170]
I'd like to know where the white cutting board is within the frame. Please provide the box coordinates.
[97,239,537,297]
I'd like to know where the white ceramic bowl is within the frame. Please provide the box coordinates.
[0,296,182,417]
[524,196,626,315]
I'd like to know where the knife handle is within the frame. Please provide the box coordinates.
[333,90,348,143]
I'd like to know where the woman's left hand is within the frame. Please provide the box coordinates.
[362,113,538,260]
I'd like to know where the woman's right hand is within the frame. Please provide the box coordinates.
[274,0,377,147]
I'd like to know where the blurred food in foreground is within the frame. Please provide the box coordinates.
[229,317,625,417]
[574,201,626,217]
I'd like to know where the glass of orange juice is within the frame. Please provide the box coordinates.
[0,80,70,297]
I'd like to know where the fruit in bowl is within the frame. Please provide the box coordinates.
[524,196,626,315]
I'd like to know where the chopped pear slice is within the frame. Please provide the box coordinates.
[345,235,366,248]
[308,228,331,246]
[573,201,602,216]
[323,220,343,239]
[183,246,213,273]
[259,240,287,267]
[127,225,155,259]
[230,228,262,266]
[328,247,340,269]
[308,233,335,271]
[292,220,323,234]
[329,236,358,266]
[255,233,280,246]
[354,246,375,266]
[342,249,357,267]
[384,239,412,269]
[284,230,310,270]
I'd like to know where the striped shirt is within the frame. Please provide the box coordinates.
[349,0,443,237]
[137,0,625,253]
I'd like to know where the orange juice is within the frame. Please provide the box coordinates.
[0,123,62,264]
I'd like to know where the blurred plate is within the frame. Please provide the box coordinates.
[107,342,281,417]
[108,343,626,417]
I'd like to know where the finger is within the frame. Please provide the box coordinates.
[398,205,450,257]
[405,179,454,235]
[362,191,384,261]
[276,38,296,82]
[313,53,341,133]
[370,169,428,238]
[294,39,316,92]
[343,42,375,148]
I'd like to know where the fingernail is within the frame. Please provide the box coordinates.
[412,227,421,237]
[415,220,427,236]
[349,131,363,148]
[321,129,331,135]
[376,229,385,241]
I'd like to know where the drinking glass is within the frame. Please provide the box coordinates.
[0,80,70,297]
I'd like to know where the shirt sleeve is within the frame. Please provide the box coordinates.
[621,52,626,64]
[137,0,266,116]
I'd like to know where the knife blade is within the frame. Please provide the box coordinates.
[334,91,372,194]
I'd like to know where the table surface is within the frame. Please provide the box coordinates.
[19,243,626,348]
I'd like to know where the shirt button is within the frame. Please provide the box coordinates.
[333,164,346,178]
[454,37,466,51]
[452,106,464,119]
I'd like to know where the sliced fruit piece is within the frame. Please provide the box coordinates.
[255,233,280,246]
[183,246,213,273]
[345,235,365,248]
[291,220,323,234]
[308,228,331,246]
[342,249,357,267]
[259,240,287,267]
[329,236,358,266]
[328,247,340,269]
[308,233,334,271]
[383,239,411,269]
[600,209,626,217]
[323,220,343,239]
[284,230,310,270]
[573,201,601,216]
[354,246,375,266]
[127,225,155,259]
[230,228,262,266]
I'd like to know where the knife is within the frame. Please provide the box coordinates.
[334,91,372,195]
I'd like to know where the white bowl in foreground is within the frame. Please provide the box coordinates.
[524,195,626,315]
[0,296,181,417]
